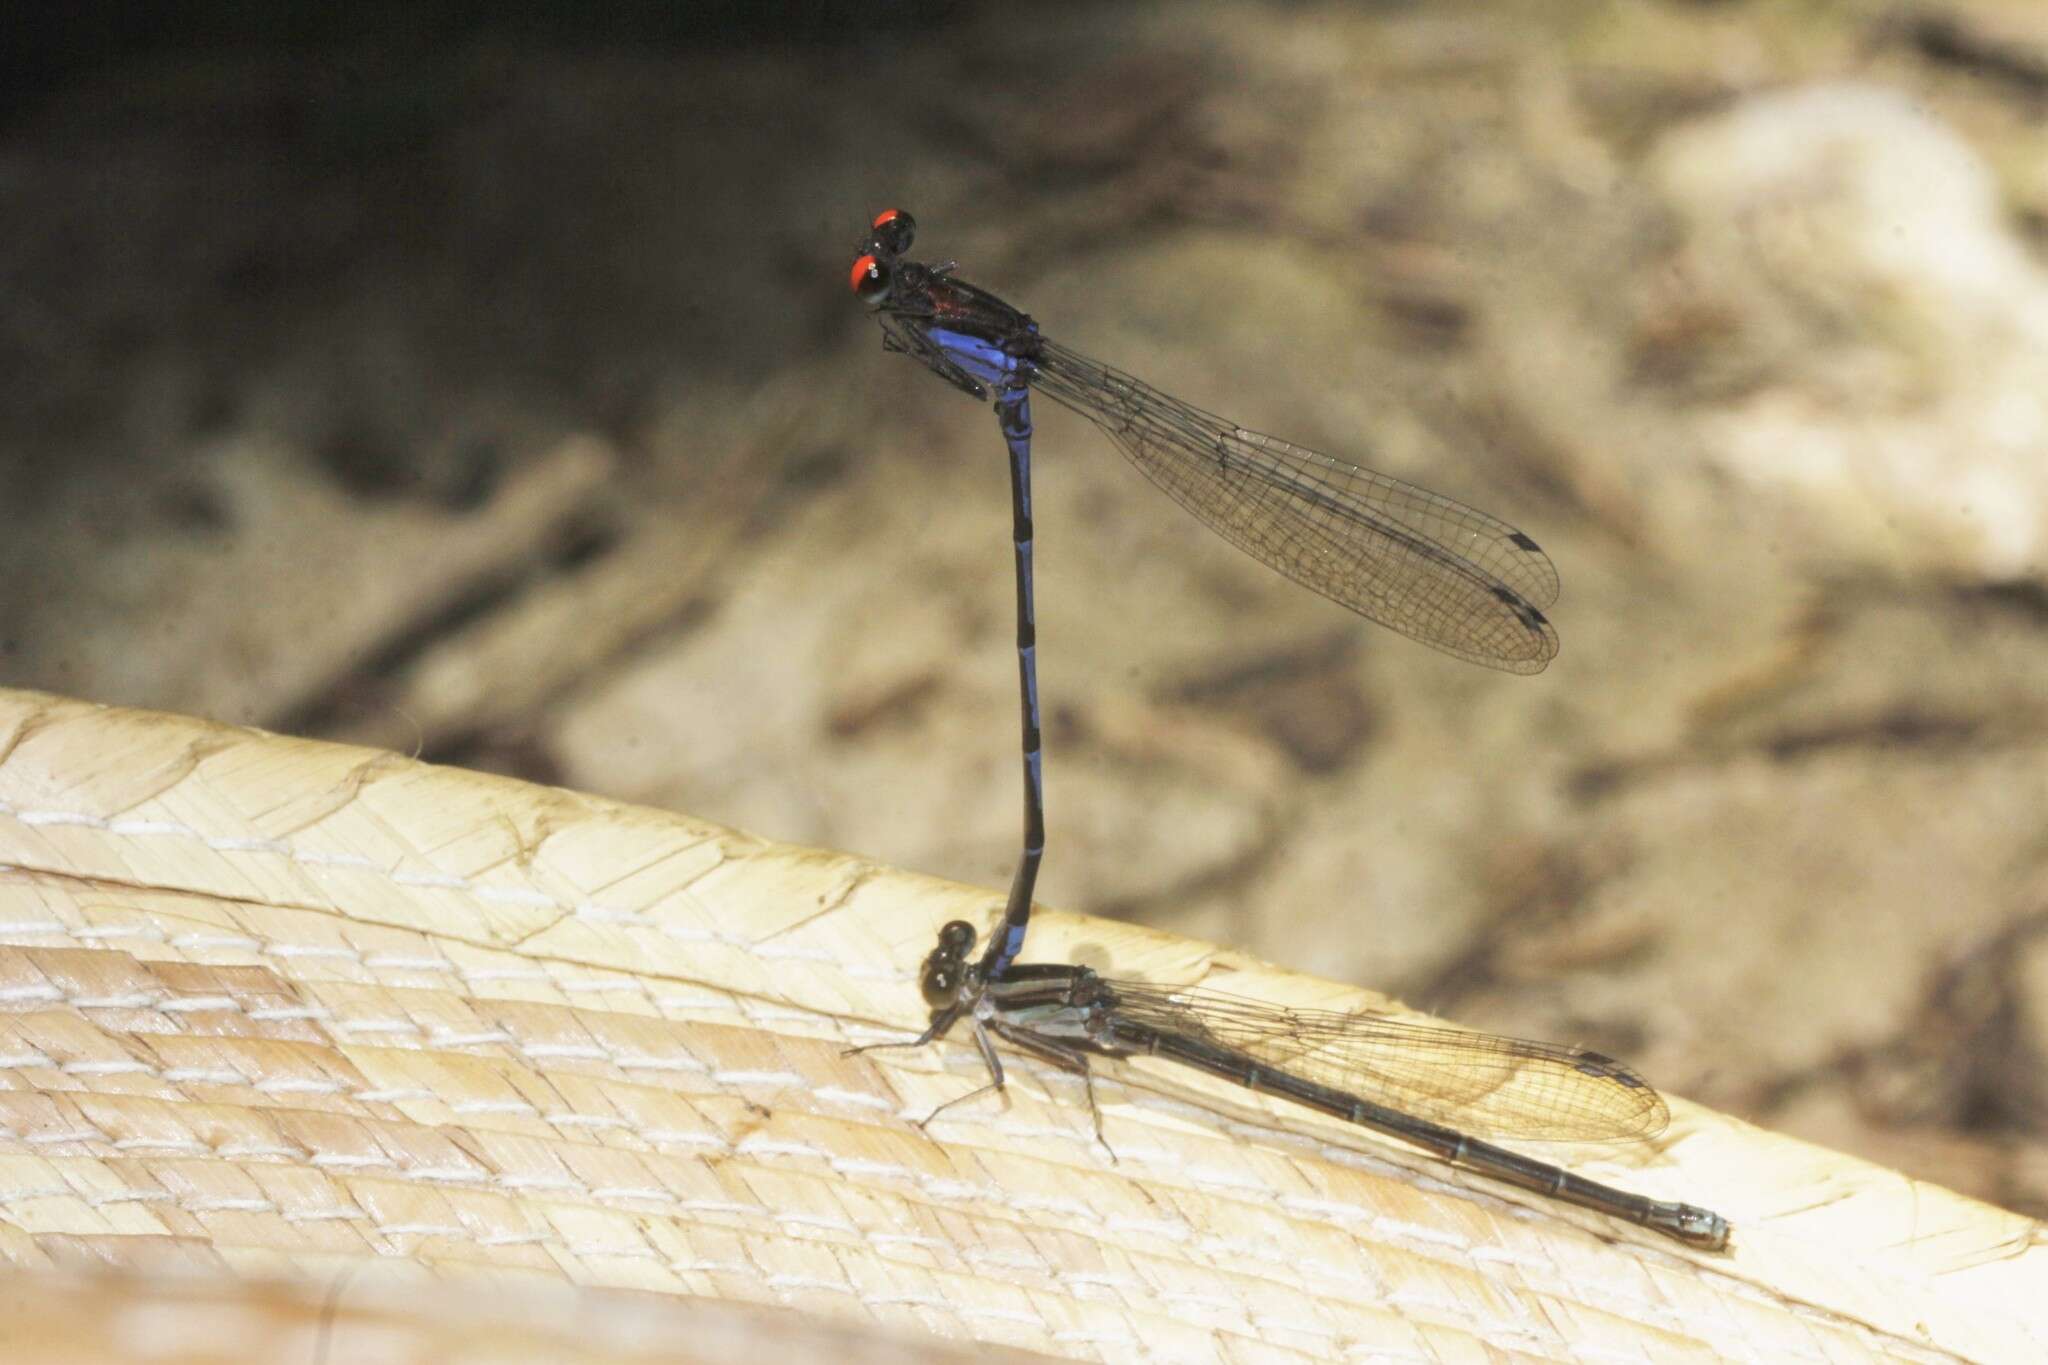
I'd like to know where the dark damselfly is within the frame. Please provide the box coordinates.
[893,920,1730,1251]
[849,212,1724,1248]
[851,208,1557,981]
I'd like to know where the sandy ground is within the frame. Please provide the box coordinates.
[5,1,2048,1220]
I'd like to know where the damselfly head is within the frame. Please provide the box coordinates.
[919,919,978,1007]
[852,209,917,307]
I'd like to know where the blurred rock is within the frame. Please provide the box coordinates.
[1645,82,2048,581]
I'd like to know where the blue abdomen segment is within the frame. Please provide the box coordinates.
[930,327,1032,393]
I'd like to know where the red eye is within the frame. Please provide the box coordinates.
[850,253,890,305]
[867,208,916,257]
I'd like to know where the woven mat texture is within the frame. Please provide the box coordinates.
[0,689,2039,1362]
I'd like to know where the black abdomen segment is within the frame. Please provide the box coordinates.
[1115,1020,1728,1250]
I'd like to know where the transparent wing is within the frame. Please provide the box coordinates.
[1100,979,1667,1143]
[1030,339,1560,673]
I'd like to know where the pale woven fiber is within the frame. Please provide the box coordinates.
[0,690,2039,1362]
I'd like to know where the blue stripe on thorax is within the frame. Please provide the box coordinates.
[929,327,1031,391]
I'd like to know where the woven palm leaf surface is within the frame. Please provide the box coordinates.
[0,688,2038,1362]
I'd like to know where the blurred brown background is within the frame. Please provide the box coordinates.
[4,1,2046,1223]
